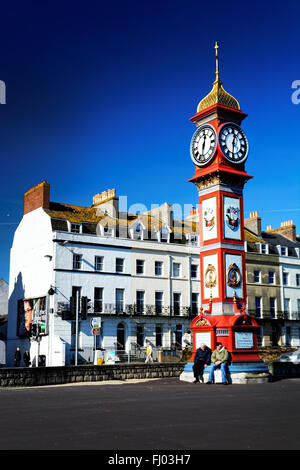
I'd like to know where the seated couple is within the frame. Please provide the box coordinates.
[193,342,230,385]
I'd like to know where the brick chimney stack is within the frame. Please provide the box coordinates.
[92,188,119,218]
[244,211,262,237]
[23,181,50,215]
[265,220,296,241]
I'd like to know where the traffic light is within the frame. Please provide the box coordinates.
[70,296,76,320]
[31,323,38,337]
[80,296,91,320]
[39,322,46,335]
[81,296,87,320]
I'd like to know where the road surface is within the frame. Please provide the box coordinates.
[0,377,299,450]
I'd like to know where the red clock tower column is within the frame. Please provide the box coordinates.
[181,44,268,383]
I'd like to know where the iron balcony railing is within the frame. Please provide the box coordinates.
[247,309,300,321]
[94,303,193,317]
[57,301,196,317]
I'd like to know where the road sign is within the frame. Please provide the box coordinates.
[91,328,100,336]
[91,318,101,328]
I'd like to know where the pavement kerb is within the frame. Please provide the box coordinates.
[0,377,163,390]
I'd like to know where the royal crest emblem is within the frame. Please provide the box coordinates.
[225,206,239,231]
[203,207,215,231]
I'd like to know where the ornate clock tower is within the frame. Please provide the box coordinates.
[181,43,269,383]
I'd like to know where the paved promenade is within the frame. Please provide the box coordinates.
[0,377,299,450]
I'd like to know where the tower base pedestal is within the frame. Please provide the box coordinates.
[180,361,270,384]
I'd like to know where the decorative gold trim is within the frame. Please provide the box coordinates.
[205,264,217,289]
[195,171,248,190]
[195,317,210,326]
[227,263,241,288]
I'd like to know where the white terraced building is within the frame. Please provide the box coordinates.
[7,182,201,366]
[7,182,300,367]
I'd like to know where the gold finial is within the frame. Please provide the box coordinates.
[215,41,220,83]
[196,42,240,113]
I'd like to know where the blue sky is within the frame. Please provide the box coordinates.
[0,0,299,281]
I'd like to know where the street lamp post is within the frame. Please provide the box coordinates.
[75,291,80,366]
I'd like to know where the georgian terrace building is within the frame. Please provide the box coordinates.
[7,182,201,366]
[244,212,300,347]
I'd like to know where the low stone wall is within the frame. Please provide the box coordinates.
[1,361,299,387]
[267,361,300,379]
[0,363,185,388]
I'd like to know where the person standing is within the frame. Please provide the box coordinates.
[23,349,31,367]
[193,343,211,383]
[14,347,21,367]
[207,342,229,385]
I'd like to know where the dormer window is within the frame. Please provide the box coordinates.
[135,224,142,237]
[102,226,114,237]
[69,222,82,234]
[189,235,199,246]
[159,225,171,243]
[130,221,145,241]
[278,245,288,256]
[160,232,168,243]
[258,243,269,254]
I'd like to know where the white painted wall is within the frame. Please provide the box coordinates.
[7,208,53,365]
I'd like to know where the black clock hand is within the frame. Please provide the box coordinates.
[201,134,206,156]
[232,134,236,154]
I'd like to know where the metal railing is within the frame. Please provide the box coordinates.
[247,310,300,321]
[58,302,195,317]
[108,342,160,362]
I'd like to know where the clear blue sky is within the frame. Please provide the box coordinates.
[0,0,299,282]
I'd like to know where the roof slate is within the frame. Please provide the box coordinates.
[44,201,300,252]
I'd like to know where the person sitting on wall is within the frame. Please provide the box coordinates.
[192,343,211,383]
[206,342,229,385]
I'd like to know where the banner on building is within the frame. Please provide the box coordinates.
[17,296,47,337]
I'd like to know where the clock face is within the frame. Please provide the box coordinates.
[190,124,217,166]
[218,123,249,164]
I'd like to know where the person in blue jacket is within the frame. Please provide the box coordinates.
[192,343,211,383]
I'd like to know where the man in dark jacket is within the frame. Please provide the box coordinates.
[23,349,31,367]
[193,343,211,383]
[14,347,21,367]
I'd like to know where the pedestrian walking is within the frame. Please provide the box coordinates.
[14,347,21,367]
[145,342,153,363]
